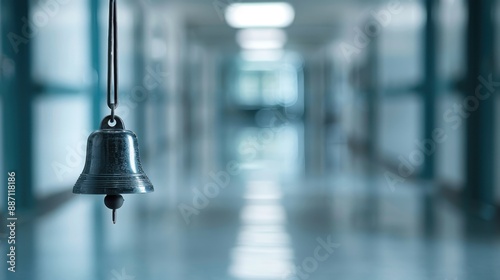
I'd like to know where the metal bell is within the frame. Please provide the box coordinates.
[73,115,154,223]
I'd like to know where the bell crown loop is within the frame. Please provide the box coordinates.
[101,115,125,130]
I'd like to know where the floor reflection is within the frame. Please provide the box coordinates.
[229,180,294,279]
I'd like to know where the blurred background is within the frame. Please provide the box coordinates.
[1,0,500,279]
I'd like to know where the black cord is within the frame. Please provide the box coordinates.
[107,0,118,121]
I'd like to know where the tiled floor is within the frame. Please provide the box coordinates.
[3,124,500,280]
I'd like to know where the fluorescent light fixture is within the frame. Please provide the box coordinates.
[225,2,295,28]
[239,40,284,50]
[237,29,287,50]
[240,50,284,62]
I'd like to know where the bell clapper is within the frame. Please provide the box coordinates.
[104,194,124,224]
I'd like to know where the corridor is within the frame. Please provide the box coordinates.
[2,0,500,279]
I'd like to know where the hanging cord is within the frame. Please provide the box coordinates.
[107,0,118,122]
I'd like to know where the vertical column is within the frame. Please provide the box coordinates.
[90,0,101,128]
[465,0,495,213]
[422,0,437,180]
[88,1,105,279]
[1,0,34,211]
[133,6,147,153]
[366,37,379,164]
[304,55,326,176]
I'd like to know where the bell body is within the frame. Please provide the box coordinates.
[73,116,154,195]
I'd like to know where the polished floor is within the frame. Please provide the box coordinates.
[3,123,500,280]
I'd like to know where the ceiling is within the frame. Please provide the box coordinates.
[147,0,386,49]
